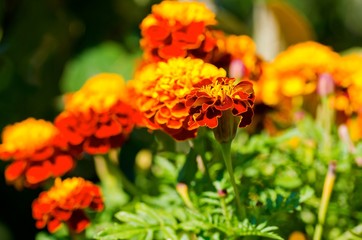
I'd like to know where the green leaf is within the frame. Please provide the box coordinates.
[114,212,147,226]
[161,226,178,240]
[95,224,147,239]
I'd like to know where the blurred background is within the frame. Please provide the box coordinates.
[0,0,361,239]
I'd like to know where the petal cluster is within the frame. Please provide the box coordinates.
[134,57,226,140]
[0,118,74,188]
[332,54,362,115]
[186,77,255,129]
[55,73,141,155]
[32,177,104,233]
[213,34,263,80]
[258,41,339,104]
[140,1,218,62]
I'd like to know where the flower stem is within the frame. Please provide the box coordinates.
[220,196,231,227]
[94,154,140,197]
[68,227,86,240]
[220,141,246,219]
[313,161,336,240]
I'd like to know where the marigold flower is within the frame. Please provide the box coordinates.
[0,118,74,188]
[214,34,263,80]
[32,177,104,233]
[332,54,362,115]
[140,1,218,62]
[269,41,339,100]
[55,73,141,155]
[185,77,255,142]
[134,57,226,140]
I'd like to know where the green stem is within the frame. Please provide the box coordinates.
[220,196,231,228]
[313,161,336,240]
[192,129,214,190]
[220,141,246,219]
[94,154,140,197]
[317,96,334,160]
[68,227,86,240]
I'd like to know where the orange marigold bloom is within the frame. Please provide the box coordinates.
[55,73,142,155]
[185,77,254,142]
[269,41,339,100]
[140,1,218,62]
[32,177,104,233]
[332,54,362,115]
[135,57,226,140]
[213,33,263,80]
[0,118,74,188]
[345,113,362,142]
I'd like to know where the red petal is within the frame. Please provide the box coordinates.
[35,219,47,229]
[214,96,233,111]
[32,201,52,218]
[95,120,122,138]
[48,218,62,233]
[145,25,170,44]
[52,155,74,177]
[67,210,90,233]
[83,137,110,155]
[5,160,27,182]
[159,45,186,59]
[53,208,72,221]
[25,162,52,184]
[32,147,54,161]
[238,107,254,128]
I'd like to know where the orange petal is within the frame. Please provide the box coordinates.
[67,210,90,233]
[83,137,110,155]
[26,162,52,184]
[95,120,122,138]
[52,155,74,177]
[48,218,62,233]
[5,160,27,182]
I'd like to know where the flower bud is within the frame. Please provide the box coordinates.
[229,59,245,79]
[317,73,334,97]
[213,109,239,143]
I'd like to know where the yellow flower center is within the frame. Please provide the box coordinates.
[154,58,226,98]
[201,79,234,102]
[65,73,126,113]
[1,118,58,154]
[45,177,85,203]
[141,1,216,28]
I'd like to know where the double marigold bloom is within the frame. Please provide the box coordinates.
[32,177,104,233]
[0,118,75,188]
[132,57,255,141]
[140,1,218,62]
[134,57,226,140]
[214,34,263,80]
[186,77,255,142]
[55,73,142,155]
[258,41,339,106]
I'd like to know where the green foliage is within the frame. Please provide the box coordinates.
[95,202,283,240]
[60,42,141,92]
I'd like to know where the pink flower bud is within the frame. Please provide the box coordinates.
[229,59,245,79]
[338,124,356,153]
[317,73,334,96]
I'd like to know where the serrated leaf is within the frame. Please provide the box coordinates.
[114,212,147,226]
[161,226,178,240]
[199,198,220,206]
[96,225,147,239]
[144,229,154,240]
